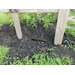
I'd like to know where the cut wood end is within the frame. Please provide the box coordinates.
[17,36,22,39]
[54,42,62,45]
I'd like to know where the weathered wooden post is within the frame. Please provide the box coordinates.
[35,13,37,19]
[12,13,22,39]
[54,9,70,45]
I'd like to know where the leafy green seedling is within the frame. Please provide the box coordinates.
[0,24,2,29]
[47,47,56,51]
[12,50,15,52]
[64,40,75,50]
[0,46,10,64]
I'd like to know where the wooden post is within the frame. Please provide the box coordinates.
[55,13,58,21]
[12,13,22,39]
[54,9,70,45]
[35,13,37,19]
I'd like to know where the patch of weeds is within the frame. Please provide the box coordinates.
[0,46,10,65]
[69,10,75,16]
[25,47,72,65]
[61,55,72,65]
[47,47,56,51]
[26,13,37,28]
[0,24,2,29]
[64,40,75,50]
[67,20,75,26]
[0,12,57,28]
[21,13,57,28]
[38,13,57,28]
[8,47,72,65]
[65,26,75,37]
[3,47,72,65]
[4,55,20,65]
[12,50,15,52]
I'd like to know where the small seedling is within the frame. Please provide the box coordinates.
[47,47,56,51]
[0,24,2,29]
[64,40,75,50]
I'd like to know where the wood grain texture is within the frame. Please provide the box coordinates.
[0,9,58,12]
[54,9,70,45]
[12,13,22,39]
[18,9,59,12]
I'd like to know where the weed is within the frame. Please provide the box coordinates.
[69,10,75,16]
[47,47,56,51]
[38,13,57,28]
[1,47,72,65]
[0,46,10,64]
[65,26,75,37]
[64,40,75,50]
[0,24,2,29]
[67,20,75,26]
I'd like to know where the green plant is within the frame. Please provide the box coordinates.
[65,20,75,37]
[61,55,72,65]
[64,40,75,50]
[0,13,13,26]
[24,47,72,65]
[27,13,37,28]
[0,46,10,64]
[19,12,57,28]
[65,26,75,37]
[47,47,56,51]
[38,13,57,28]
[0,12,57,28]
[2,47,72,65]
[69,10,75,16]
[67,20,75,26]
[0,24,2,29]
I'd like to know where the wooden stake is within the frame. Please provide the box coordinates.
[54,9,70,45]
[12,13,22,39]
[55,13,58,21]
[35,13,37,19]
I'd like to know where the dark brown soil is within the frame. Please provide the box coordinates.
[0,20,75,64]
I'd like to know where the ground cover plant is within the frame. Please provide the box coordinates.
[0,47,72,65]
[0,46,10,65]
[2,12,57,28]
[0,9,75,65]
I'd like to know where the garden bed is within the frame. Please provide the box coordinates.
[0,20,75,64]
